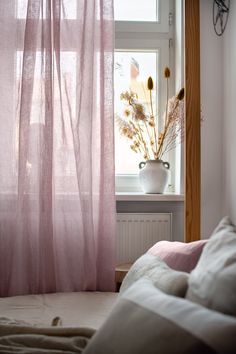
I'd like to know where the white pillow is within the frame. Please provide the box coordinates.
[120,253,189,297]
[186,216,236,316]
[83,278,236,354]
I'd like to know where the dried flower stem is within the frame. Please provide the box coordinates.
[137,122,150,159]
[144,120,156,156]
[149,90,158,155]
[157,100,180,158]
[130,120,149,159]
[116,69,184,163]
[164,78,169,128]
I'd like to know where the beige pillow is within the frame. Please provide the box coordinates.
[120,254,189,297]
[83,278,236,354]
[186,216,236,316]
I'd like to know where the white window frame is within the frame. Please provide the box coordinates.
[115,0,177,193]
[115,0,169,33]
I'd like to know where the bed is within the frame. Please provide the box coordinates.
[1,218,236,353]
[0,291,118,330]
[0,291,118,353]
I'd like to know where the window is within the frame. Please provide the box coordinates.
[114,0,158,22]
[114,0,179,193]
[114,51,158,175]
[3,0,79,194]
[17,0,77,19]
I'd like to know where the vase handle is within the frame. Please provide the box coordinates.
[163,161,170,169]
[139,161,146,169]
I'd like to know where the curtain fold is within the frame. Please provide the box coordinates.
[0,0,116,296]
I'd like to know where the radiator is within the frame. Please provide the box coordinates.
[116,213,172,264]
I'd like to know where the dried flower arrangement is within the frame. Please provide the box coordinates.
[116,67,184,162]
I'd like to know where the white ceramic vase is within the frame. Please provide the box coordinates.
[139,159,170,194]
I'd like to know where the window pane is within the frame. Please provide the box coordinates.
[61,0,77,19]
[114,0,158,22]
[16,0,77,19]
[114,52,158,175]
[15,51,77,179]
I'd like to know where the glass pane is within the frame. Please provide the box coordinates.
[16,0,48,19]
[16,0,27,18]
[61,0,77,19]
[114,0,158,22]
[15,51,77,179]
[114,51,158,175]
[16,0,77,19]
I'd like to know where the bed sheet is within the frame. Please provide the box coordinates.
[0,291,118,330]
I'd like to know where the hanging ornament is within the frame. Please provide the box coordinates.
[213,0,230,36]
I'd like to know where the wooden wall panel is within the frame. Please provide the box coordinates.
[184,0,201,242]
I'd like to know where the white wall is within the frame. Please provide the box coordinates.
[200,0,223,237]
[222,1,236,225]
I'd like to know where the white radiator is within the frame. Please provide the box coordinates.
[116,213,172,264]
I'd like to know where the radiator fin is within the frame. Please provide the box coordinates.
[116,213,172,264]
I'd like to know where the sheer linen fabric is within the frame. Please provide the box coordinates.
[0,0,116,296]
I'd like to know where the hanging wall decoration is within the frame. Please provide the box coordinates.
[213,0,230,36]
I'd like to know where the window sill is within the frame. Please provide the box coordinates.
[116,192,184,202]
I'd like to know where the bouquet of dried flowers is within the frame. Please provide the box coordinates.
[116,67,184,161]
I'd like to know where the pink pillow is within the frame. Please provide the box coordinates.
[147,240,207,273]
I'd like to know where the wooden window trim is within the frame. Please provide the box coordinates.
[184,0,201,242]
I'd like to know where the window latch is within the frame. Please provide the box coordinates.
[169,12,173,26]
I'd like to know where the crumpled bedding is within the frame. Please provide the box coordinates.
[0,317,95,353]
[0,291,118,353]
[0,291,118,329]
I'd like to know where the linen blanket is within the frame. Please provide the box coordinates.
[0,317,95,353]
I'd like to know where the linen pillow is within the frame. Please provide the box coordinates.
[119,253,189,297]
[83,278,236,354]
[186,216,236,317]
[147,239,207,273]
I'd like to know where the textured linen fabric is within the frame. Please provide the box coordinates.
[84,278,236,354]
[0,319,95,354]
[119,253,189,297]
[0,291,118,330]
[186,216,236,316]
[0,0,116,296]
[147,239,207,272]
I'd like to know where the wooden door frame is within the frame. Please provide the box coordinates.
[184,0,201,242]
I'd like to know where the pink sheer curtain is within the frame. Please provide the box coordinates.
[0,0,116,296]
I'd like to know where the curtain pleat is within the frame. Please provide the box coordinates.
[0,0,115,296]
